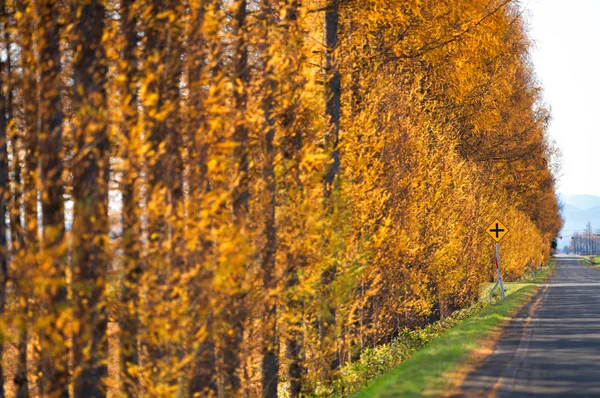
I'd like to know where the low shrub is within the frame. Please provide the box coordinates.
[332,301,486,395]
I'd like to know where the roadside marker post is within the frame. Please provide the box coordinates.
[486,219,508,302]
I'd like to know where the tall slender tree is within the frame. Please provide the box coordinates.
[14,1,33,395]
[5,1,23,259]
[186,0,218,394]
[260,1,278,395]
[71,1,109,395]
[279,1,307,394]
[323,0,341,199]
[221,0,249,394]
[320,0,342,375]
[37,0,68,395]
[163,1,184,388]
[140,0,170,374]
[0,6,8,392]
[118,0,141,395]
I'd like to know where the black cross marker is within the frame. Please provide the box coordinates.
[489,223,505,239]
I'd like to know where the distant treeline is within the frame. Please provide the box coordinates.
[569,223,600,255]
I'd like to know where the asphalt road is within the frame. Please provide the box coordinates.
[454,255,600,397]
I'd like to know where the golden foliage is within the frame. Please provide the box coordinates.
[0,0,561,396]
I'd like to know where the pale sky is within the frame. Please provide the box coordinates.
[525,0,600,197]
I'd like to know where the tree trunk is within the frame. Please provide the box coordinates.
[37,0,68,395]
[15,2,36,396]
[0,10,8,393]
[285,264,305,397]
[142,0,184,383]
[5,3,23,257]
[164,1,184,390]
[320,0,341,376]
[231,2,249,220]
[141,0,169,373]
[280,1,306,394]
[260,2,278,396]
[186,1,218,394]
[323,0,341,199]
[71,1,109,396]
[118,0,141,396]
[221,0,249,394]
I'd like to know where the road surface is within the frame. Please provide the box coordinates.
[455,255,600,397]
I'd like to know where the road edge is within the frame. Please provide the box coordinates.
[438,284,546,397]
[439,265,556,397]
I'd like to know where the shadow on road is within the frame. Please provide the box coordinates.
[453,257,600,397]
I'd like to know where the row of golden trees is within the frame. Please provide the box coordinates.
[0,0,561,396]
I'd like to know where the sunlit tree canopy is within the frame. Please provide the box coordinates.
[0,0,561,396]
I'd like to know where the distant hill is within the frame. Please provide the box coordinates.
[562,194,600,210]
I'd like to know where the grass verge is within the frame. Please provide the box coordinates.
[523,262,554,283]
[579,256,600,268]
[356,285,538,397]
[354,262,555,398]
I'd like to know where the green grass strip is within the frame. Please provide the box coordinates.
[580,257,593,266]
[356,284,539,398]
[578,256,600,268]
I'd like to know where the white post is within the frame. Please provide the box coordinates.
[496,242,506,299]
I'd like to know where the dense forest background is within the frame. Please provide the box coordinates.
[0,0,562,396]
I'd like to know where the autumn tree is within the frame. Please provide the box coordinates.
[14,1,37,395]
[118,0,141,395]
[37,0,69,395]
[70,1,110,395]
[0,6,8,392]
